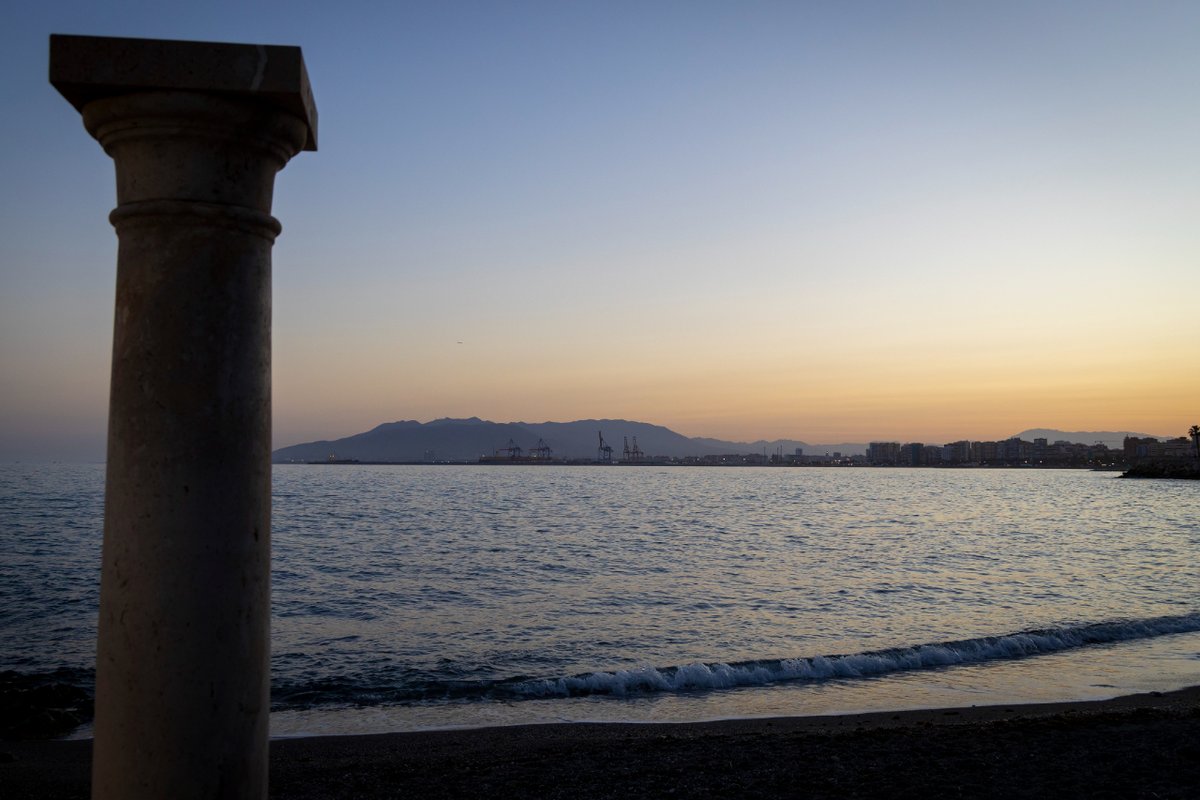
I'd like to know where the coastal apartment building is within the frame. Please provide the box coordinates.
[1124,436,1193,461]
[867,437,1118,466]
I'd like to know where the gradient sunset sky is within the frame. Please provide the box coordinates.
[2,1,1197,461]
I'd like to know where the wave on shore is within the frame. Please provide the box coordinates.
[271,612,1200,708]
[7,612,1198,738]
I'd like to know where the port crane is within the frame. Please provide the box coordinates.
[495,438,523,459]
[529,439,553,460]
[621,436,645,463]
[597,431,614,463]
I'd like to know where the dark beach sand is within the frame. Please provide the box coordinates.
[4,687,1199,799]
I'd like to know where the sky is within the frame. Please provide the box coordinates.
[2,1,1198,461]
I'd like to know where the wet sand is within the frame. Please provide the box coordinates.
[4,687,1199,798]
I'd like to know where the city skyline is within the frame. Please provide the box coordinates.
[4,2,1199,461]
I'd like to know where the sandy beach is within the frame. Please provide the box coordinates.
[3,686,1198,799]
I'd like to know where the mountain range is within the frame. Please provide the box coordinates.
[272,419,1167,463]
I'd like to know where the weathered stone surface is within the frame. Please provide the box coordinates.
[50,34,317,150]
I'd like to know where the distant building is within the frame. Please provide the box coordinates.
[900,442,924,466]
[942,440,972,464]
[867,442,901,465]
[1124,436,1160,461]
[991,438,1032,462]
[1121,435,1191,462]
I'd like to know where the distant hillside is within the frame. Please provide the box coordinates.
[275,417,745,462]
[1011,429,1170,450]
[273,418,533,463]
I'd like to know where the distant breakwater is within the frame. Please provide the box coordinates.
[1121,460,1200,479]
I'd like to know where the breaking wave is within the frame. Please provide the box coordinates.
[271,612,1200,709]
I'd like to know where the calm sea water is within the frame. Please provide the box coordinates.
[2,463,1198,737]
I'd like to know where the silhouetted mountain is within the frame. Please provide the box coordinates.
[1011,429,1169,450]
[273,418,867,462]
[273,418,533,463]
[273,418,712,462]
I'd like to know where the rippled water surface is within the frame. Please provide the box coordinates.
[2,463,1198,735]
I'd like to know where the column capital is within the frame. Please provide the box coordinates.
[49,33,318,152]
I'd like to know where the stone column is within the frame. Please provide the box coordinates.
[50,35,317,799]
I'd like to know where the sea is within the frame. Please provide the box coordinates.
[2,462,1199,738]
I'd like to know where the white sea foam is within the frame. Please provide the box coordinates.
[510,613,1200,699]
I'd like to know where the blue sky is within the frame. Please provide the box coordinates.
[3,1,1198,460]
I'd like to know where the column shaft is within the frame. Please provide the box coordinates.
[85,91,306,799]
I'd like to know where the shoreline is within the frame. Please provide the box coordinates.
[6,686,1199,798]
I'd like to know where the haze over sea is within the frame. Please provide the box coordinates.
[3,462,1198,737]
